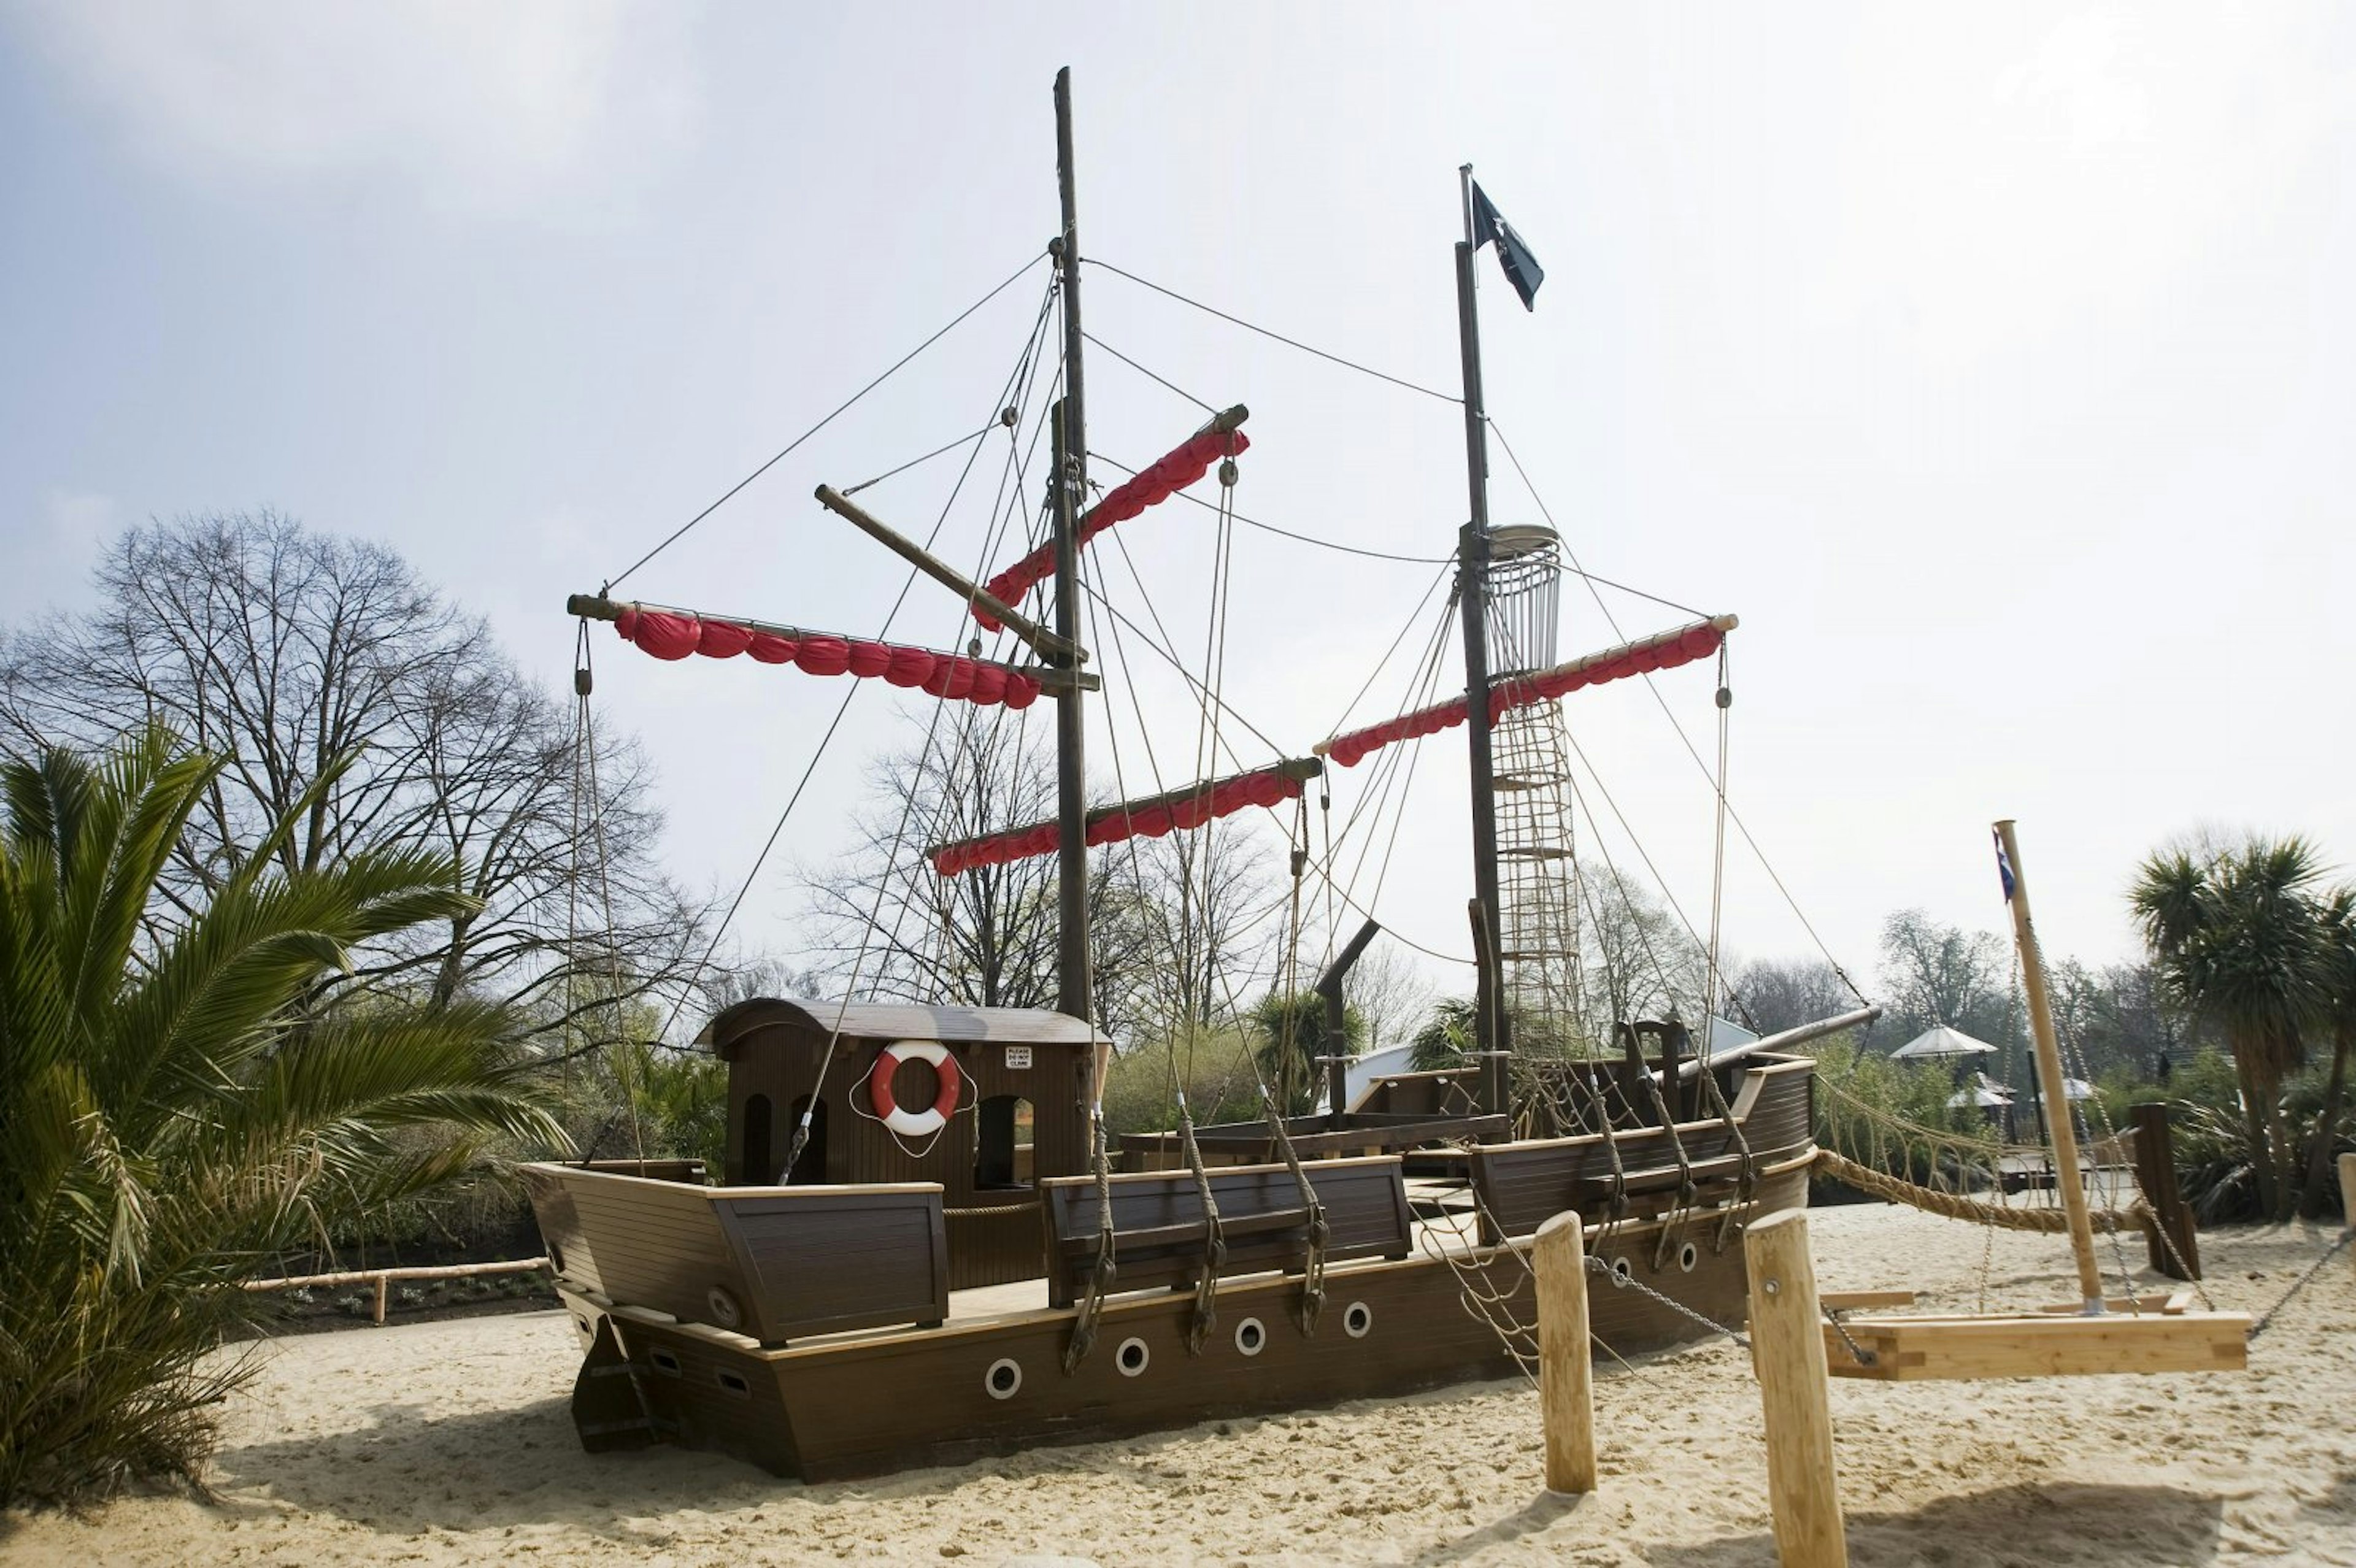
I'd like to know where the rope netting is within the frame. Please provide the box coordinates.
[1814,1072,2147,1235]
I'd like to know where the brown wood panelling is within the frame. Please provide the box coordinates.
[524,1164,949,1343]
[551,1141,1818,1481]
[1038,1158,1414,1309]
[721,1017,1096,1204]
[715,1188,949,1340]
[1469,1057,1815,1238]
[1347,1070,1485,1118]
[766,1212,1765,1480]
[947,1201,1049,1291]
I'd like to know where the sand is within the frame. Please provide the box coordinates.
[4,1203,2352,1567]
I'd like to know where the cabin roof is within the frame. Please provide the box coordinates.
[699,997,1112,1055]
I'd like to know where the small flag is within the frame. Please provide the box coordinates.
[1470,181,1545,311]
[1992,829,2015,901]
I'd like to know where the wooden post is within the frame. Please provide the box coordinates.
[2129,1102,2200,1281]
[2339,1154,2356,1278]
[1533,1212,1596,1495]
[1453,164,1511,1117]
[1050,70,1094,1029]
[1995,820,2106,1313]
[372,1274,390,1326]
[1744,1210,1847,1568]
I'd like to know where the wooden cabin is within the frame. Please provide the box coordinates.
[699,999,1109,1289]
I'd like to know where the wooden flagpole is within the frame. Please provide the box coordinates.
[1995,819,2106,1313]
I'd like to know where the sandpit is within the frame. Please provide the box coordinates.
[3,1203,2351,1566]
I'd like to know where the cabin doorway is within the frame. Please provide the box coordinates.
[742,1093,772,1185]
[974,1094,1034,1190]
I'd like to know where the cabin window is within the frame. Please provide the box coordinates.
[742,1093,772,1185]
[974,1094,1034,1190]
[785,1094,827,1183]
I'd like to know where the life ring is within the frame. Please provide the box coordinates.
[868,1041,962,1136]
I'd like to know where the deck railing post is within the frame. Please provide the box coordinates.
[2340,1153,2356,1280]
[1533,1210,1596,1494]
[1744,1209,1847,1568]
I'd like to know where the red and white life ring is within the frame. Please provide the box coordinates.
[867,1041,962,1137]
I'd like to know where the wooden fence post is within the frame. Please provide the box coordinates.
[1744,1210,1847,1568]
[2339,1154,2356,1279]
[2130,1102,2200,1281]
[1533,1210,1596,1495]
[372,1274,390,1326]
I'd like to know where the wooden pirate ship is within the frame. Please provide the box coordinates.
[520,69,1871,1482]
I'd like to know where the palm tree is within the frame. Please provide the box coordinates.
[2305,886,2356,1217]
[0,731,563,1505]
[2130,837,2331,1221]
[1249,990,1363,1116]
[1409,997,1479,1072]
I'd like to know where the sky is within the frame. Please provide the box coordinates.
[2,2,2351,1018]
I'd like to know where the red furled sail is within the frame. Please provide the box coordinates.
[607,603,1042,710]
[1316,615,1734,769]
[929,758,1319,877]
[973,420,1250,631]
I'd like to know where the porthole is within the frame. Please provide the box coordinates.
[649,1347,683,1377]
[1115,1336,1151,1377]
[1609,1257,1634,1286]
[705,1286,744,1330]
[715,1369,752,1399]
[1677,1240,1700,1274]
[1233,1316,1266,1356]
[984,1357,1023,1401]
[1342,1301,1373,1339]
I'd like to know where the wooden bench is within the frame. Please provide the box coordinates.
[1038,1156,1414,1309]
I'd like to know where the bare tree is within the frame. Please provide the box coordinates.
[1727,956,1857,1037]
[799,710,1291,1047]
[1344,938,1438,1056]
[1579,865,1705,1031]
[800,712,1149,1038]
[1876,909,2010,1045]
[1127,823,1281,1042]
[0,512,707,1038]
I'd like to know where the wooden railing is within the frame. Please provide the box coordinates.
[244,1257,551,1325]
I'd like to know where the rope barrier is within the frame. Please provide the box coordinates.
[1815,1150,2144,1234]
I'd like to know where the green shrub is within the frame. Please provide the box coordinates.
[0,732,561,1505]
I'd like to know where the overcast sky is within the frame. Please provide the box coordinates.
[3,2,2350,1014]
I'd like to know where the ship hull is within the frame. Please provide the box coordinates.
[560,1175,1801,1481]
[541,1155,1810,1481]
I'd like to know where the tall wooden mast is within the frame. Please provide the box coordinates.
[1454,164,1509,1112]
[1050,67,1094,1025]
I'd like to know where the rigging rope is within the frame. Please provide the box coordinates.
[798,287,1076,1176]
[566,622,649,1167]
[639,272,1063,1055]
[607,251,1045,592]
[1488,416,1868,1005]
[842,421,999,496]
[1085,256,1463,405]
[1089,453,1453,567]
[1702,643,1733,1039]
[1080,331,1219,415]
